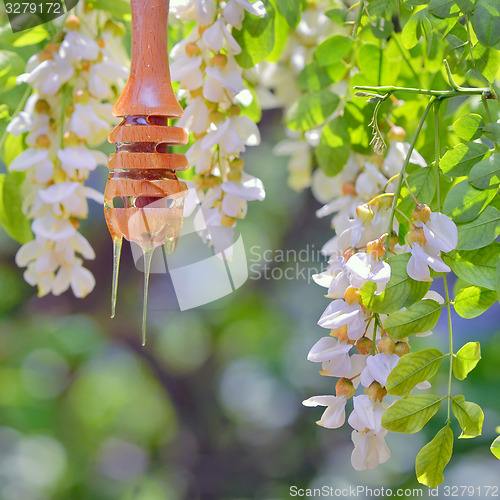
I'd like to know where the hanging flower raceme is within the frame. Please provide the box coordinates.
[7,10,128,297]
[302,130,456,471]
[169,0,266,243]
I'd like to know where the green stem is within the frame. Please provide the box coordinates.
[384,97,435,256]
[393,35,421,87]
[354,85,490,98]
[482,94,499,151]
[352,0,364,38]
[370,316,378,355]
[443,274,454,423]
[434,100,442,210]
[0,85,32,154]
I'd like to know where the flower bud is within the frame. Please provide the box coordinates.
[203,175,222,188]
[228,104,241,116]
[342,182,356,196]
[356,337,372,355]
[412,203,431,223]
[35,135,51,149]
[405,227,426,247]
[366,381,387,402]
[185,43,201,57]
[227,168,242,183]
[209,54,227,68]
[337,325,349,343]
[38,50,54,62]
[343,248,356,261]
[74,90,89,105]
[230,157,244,170]
[336,377,356,399]
[34,99,50,114]
[387,231,398,251]
[65,14,80,31]
[387,126,406,142]
[366,237,385,259]
[377,335,395,355]
[394,341,410,357]
[45,42,59,53]
[221,214,236,227]
[356,203,374,222]
[344,286,361,305]
[104,19,126,37]
[63,131,80,147]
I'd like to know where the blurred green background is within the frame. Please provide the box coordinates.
[0,108,499,499]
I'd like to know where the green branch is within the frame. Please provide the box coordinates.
[384,96,436,256]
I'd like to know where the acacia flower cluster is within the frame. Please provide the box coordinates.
[258,3,333,191]
[169,0,266,242]
[7,10,128,297]
[303,135,458,471]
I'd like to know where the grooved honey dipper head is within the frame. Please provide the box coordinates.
[104,0,190,341]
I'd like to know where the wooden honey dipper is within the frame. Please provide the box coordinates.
[104,0,189,344]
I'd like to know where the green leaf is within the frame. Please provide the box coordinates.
[457,0,477,13]
[491,436,500,459]
[452,395,484,438]
[452,113,484,141]
[86,0,131,20]
[397,168,436,222]
[440,142,490,177]
[382,394,442,433]
[360,254,431,314]
[443,179,496,224]
[234,1,276,68]
[286,90,339,131]
[357,42,399,85]
[483,122,500,142]
[0,51,25,94]
[456,206,500,250]
[454,286,497,318]
[275,0,301,28]
[11,25,49,47]
[416,425,454,487]
[453,341,481,379]
[469,153,500,189]
[386,348,444,396]
[0,173,32,244]
[314,35,352,67]
[402,13,420,49]
[444,243,500,290]
[315,117,351,177]
[343,100,372,154]
[383,300,441,340]
[472,0,500,47]
[429,0,460,18]
[297,61,346,91]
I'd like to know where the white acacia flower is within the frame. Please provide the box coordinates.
[383,141,427,178]
[88,61,129,99]
[407,243,450,281]
[53,258,95,297]
[9,148,54,183]
[345,252,391,295]
[220,171,265,217]
[223,0,265,28]
[273,139,312,191]
[420,212,458,254]
[307,337,353,377]
[57,146,107,177]
[70,100,113,145]
[203,62,245,102]
[177,97,210,134]
[317,300,366,341]
[17,54,74,96]
[59,30,100,63]
[201,116,260,155]
[355,162,388,200]
[351,429,391,471]
[359,353,399,388]
[302,395,347,429]
[170,55,204,91]
[348,394,387,433]
[202,19,241,54]
[313,257,350,299]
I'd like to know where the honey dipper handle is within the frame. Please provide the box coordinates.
[112,0,183,118]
